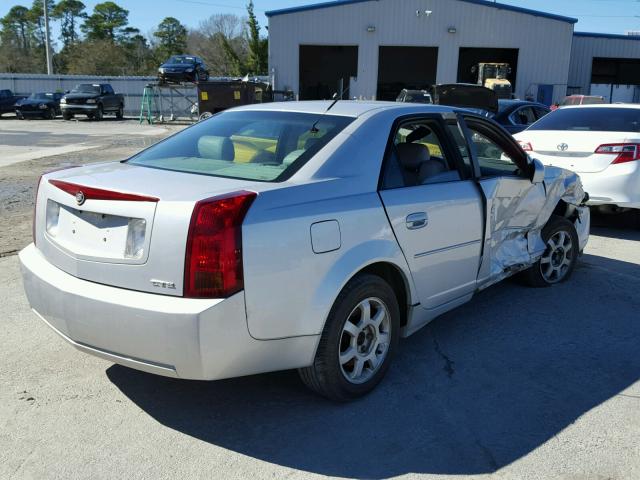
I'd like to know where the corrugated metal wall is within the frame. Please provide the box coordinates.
[569,35,640,94]
[0,73,197,117]
[268,0,574,102]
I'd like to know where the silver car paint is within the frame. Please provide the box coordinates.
[21,101,590,380]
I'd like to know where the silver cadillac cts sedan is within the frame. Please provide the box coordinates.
[20,101,590,401]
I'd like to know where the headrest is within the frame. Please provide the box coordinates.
[198,136,235,161]
[396,143,431,171]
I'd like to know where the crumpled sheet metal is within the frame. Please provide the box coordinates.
[481,166,588,289]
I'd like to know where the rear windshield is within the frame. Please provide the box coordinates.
[528,108,640,132]
[127,110,355,181]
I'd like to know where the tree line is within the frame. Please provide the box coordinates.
[0,0,268,77]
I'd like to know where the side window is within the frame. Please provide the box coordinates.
[382,119,462,189]
[467,125,523,177]
[103,85,114,95]
[511,107,536,126]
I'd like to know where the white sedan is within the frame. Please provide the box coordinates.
[515,104,640,211]
[20,101,589,401]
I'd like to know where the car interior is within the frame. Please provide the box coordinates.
[383,122,462,188]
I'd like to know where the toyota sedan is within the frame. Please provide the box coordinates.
[20,101,590,401]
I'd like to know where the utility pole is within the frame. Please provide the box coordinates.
[43,0,54,74]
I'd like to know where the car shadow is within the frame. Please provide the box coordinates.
[107,252,640,478]
[591,209,640,233]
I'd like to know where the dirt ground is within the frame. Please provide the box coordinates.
[0,118,184,256]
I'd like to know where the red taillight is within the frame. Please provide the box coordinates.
[595,143,640,164]
[518,141,533,152]
[49,179,159,202]
[184,191,257,298]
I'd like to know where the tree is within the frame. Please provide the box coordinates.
[52,0,87,47]
[153,17,187,60]
[1,5,34,50]
[245,1,267,75]
[81,1,129,41]
[188,14,247,76]
[29,0,56,48]
[64,38,128,74]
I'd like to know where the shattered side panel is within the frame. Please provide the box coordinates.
[477,166,589,290]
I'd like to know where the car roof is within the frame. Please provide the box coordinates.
[498,99,547,107]
[232,100,454,117]
[559,104,640,110]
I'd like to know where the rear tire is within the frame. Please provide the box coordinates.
[521,215,579,287]
[299,274,400,401]
[115,104,124,119]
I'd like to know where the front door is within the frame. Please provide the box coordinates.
[460,116,546,287]
[379,116,484,310]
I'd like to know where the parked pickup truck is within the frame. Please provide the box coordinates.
[60,83,124,121]
[0,89,28,116]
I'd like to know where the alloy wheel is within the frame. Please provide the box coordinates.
[339,297,391,384]
[540,230,574,283]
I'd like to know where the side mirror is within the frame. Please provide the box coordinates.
[530,157,545,184]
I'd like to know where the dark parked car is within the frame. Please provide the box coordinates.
[396,89,433,104]
[0,89,28,116]
[158,55,209,84]
[16,92,63,120]
[60,83,125,121]
[493,100,551,134]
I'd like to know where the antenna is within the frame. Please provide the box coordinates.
[310,85,350,133]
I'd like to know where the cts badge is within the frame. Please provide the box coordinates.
[75,191,85,205]
[150,279,176,289]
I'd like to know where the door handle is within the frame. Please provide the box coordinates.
[406,212,428,230]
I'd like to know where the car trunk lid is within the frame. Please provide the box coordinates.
[36,161,263,296]
[519,131,636,173]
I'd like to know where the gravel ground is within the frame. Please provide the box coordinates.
[0,118,184,256]
[1,118,639,480]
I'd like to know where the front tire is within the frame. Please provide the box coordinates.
[62,112,73,120]
[47,108,56,120]
[299,274,400,401]
[93,104,103,121]
[522,215,579,287]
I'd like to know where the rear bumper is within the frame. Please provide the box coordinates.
[578,162,640,209]
[19,244,317,380]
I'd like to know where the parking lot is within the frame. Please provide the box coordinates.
[1,118,640,480]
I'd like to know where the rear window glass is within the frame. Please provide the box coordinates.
[528,108,640,132]
[127,111,354,181]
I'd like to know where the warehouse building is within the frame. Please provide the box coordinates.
[266,0,578,104]
[568,32,640,103]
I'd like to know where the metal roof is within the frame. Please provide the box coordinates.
[265,0,579,24]
[574,32,640,41]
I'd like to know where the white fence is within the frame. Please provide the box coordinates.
[0,73,197,117]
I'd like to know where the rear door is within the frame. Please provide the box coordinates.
[460,115,546,287]
[379,114,484,310]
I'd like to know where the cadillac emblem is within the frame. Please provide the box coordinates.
[76,191,85,205]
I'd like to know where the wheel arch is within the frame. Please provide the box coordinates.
[357,262,411,328]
